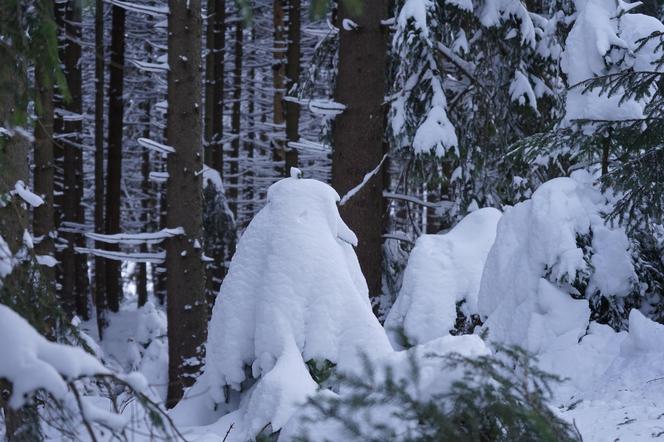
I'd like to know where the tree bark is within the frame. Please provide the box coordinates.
[284,0,300,172]
[105,4,126,313]
[228,17,243,217]
[204,0,225,174]
[272,0,287,175]
[166,0,207,408]
[33,62,55,293]
[331,0,388,302]
[94,0,106,336]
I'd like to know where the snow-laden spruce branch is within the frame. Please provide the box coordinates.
[104,0,168,17]
[75,248,166,264]
[85,227,184,245]
[137,137,175,154]
[339,154,388,206]
[383,191,454,209]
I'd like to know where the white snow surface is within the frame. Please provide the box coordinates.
[385,207,501,347]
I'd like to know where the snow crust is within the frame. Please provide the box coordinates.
[385,208,501,347]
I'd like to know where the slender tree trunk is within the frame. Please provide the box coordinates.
[137,103,151,308]
[272,0,287,175]
[105,4,126,313]
[205,0,225,174]
[34,63,55,292]
[60,0,88,319]
[94,0,106,336]
[228,17,243,217]
[284,0,300,172]
[166,0,207,408]
[331,0,388,302]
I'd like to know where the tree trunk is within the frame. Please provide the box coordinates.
[331,0,388,302]
[284,0,300,172]
[166,0,207,408]
[105,4,126,313]
[228,17,243,217]
[33,62,55,292]
[137,102,151,308]
[59,0,89,319]
[272,0,287,175]
[204,0,225,174]
[94,0,106,336]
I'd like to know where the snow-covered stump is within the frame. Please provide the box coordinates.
[171,176,393,439]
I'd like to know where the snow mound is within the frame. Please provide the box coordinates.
[0,304,109,408]
[385,207,501,347]
[478,172,634,353]
[172,177,392,439]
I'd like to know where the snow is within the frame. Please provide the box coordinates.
[477,171,634,353]
[137,137,175,155]
[338,154,387,206]
[385,208,501,348]
[561,0,664,126]
[509,70,538,111]
[14,180,44,207]
[85,227,184,245]
[0,304,109,408]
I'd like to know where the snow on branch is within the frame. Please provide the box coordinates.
[149,172,169,183]
[105,0,168,16]
[137,137,175,155]
[383,191,455,209]
[13,181,44,207]
[75,247,166,264]
[130,60,170,73]
[85,228,184,245]
[308,99,346,116]
[339,154,388,206]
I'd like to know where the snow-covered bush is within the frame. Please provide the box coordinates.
[478,172,637,353]
[283,339,581,442]
[385,207,501,347]
[172,176,393,439]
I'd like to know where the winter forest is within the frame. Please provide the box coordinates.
[2,0,664,439]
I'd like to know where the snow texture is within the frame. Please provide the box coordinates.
[561,0,664,126]
[385,208,501,348]
[477,171,635,353]
[0,304,109,408]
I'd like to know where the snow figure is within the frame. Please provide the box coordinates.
[385,207,502,348]
[171,176,392,440]
[478,171,636,354]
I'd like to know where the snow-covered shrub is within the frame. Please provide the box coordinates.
[478,172,637,353]
[385,207,501,347]
[172,176,393,439]
[284,340,581,442]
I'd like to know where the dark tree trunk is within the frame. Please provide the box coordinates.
[137,103,151,308]
[331,0,388,302]
[166,0,207,408]
[272,0,287,175]
[105,4,126,313]
[284,0,300,172]
[58,0,89,319]
[228,17,243,217]
[94,0,106,337]
[34,62,55,292]
[204,0,225,174]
